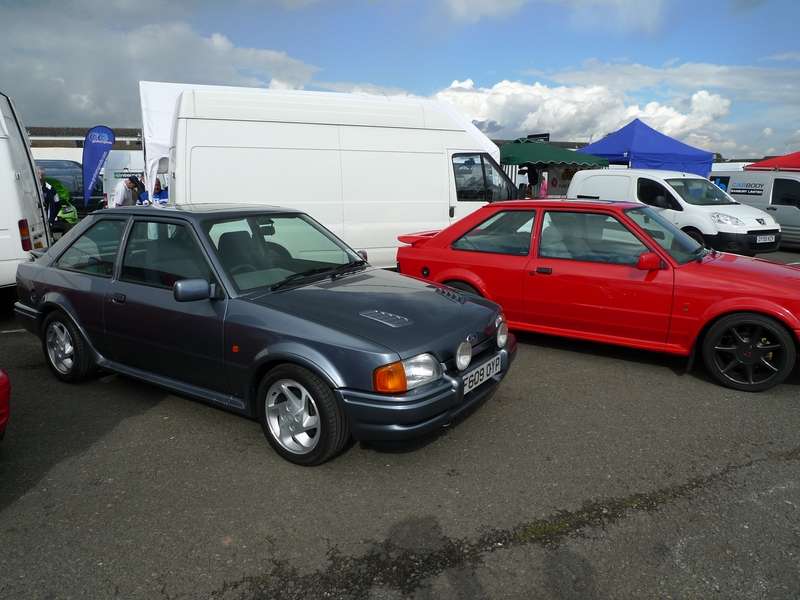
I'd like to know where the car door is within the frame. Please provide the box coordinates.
[524,209,673,345]
[49,217,128,356]
[104,218,228,393]
[768,177,800,244]
[448,208,536,322]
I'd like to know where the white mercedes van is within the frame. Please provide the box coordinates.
[710,170,800,247]
[0,91,50,288]
[142,83,518,268]
[567,168,780,255]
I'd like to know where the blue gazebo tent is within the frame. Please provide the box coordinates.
[577,119,714,177]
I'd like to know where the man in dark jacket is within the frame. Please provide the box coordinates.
[37,167,60,225]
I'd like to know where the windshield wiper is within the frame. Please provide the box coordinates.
[269,266,337,291]
[329,259,368,279]
[691,245,709,262]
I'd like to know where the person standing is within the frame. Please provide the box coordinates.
[37,167,60,225]
[112,175,138,207]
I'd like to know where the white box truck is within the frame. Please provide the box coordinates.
[0,91,49,288]
[140,82,517,268]
[710,169,800,247]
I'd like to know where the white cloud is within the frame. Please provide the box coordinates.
[763,127,773,136]
[765,52,800,62]
[442,0,664,30]
[434,79,731,149]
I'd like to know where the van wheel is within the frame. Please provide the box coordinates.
[702,313,795,392]
[682,228,706,246]
[444,281,481,296]
[42,311,93,382]
[257,364,349,466]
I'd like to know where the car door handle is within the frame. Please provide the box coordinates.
[110,293,126,304]
[531,267,552,275]
[766,207,777,211]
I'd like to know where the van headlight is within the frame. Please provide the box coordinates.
[711,212,745,227]
[373,353,442,393]
[496,314,508,349]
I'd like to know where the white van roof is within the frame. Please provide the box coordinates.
[595,168,704,179]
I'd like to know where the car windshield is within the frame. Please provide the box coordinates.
[666,178,737,206]
[202,213,362,292]
[625,207,704,264]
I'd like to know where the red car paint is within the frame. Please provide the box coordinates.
[397,200,800,357]
[0,369,9,439]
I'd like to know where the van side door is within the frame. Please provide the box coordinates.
[768,177,800,245]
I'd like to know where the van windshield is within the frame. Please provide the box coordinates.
[666,178,737,206]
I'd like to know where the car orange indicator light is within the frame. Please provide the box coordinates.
[373,361,407,393]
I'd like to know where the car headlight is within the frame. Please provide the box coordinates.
[456,341,472,371]
[711,212,745,227]
[495,314,508,349]
[373,353,442,393]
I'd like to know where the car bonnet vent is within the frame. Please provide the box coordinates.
[435,287,466,303]
[359,310,413,328]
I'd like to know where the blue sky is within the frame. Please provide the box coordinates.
[1,0,798,157]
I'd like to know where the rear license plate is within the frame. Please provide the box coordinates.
[463,354,502,394]
[757,235,776,243]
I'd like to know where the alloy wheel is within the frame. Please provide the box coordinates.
[46,321,75,375]
[711,322,786,387]
[265,379,321,455]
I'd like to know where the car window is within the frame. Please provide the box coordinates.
[667,178,737,206]
[453,153,515,202]
[56,219,126,277]
[626,207,701,264]
[452,210,536,255]
[539,211,647,265]
[637,178,680,210]
[772,178,800,208]
[120,221,213,289]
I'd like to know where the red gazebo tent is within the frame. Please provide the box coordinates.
[745,151,800,171]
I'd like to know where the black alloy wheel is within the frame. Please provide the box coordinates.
[702,313,795,392]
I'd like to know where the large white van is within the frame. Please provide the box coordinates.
[567,168,780,255]
[147,85,517,268]
[0,91,49,288]
[710,169,800,247]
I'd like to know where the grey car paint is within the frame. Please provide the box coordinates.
[15,205,515,439]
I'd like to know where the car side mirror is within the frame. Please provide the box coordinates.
[173,279,212,302]
[636,252,663,271]
[653,195,670,209]
[357,249,368,261]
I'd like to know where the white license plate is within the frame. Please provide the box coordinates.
[757,235,776,243]
[463,354,502,394]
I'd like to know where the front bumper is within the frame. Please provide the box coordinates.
[705,230,781,254]
[337,335,517,441]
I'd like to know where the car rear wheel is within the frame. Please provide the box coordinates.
[444,281,481,296]
[42,311,93,383]
[257,364,349,465]
[702,313,795,392]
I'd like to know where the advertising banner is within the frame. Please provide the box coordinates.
[81,126,115,206]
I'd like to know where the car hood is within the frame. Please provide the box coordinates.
[687,251,800,295]
[689,202,778,227]
[243,268,501,360]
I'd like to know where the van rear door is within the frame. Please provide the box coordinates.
[0,93,49,249]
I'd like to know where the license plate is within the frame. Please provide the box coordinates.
[757,235,776,243]
[463,354,502,394]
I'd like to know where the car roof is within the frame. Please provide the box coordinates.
[488,199,641,211]
[584,168,702,179]
[97,203,303,220]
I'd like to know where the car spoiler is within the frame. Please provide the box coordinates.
[397,230,440,246]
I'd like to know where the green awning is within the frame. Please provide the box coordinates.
[500,138,608,168]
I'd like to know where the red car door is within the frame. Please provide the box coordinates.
[523,209,674,347]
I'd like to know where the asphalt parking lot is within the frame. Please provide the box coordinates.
[1,251,800,600]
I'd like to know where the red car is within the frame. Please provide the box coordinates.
[0,369,9,440]
[398,200,800,392]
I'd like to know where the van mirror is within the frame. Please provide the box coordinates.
[636,252,663,271]
[653,195,670,209]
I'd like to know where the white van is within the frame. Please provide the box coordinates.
[0,91,49,288]
[150,85,516,268]
[567,168,780,255]
[710,170,800,247]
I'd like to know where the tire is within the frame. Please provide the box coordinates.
[41,311,94,383]
[683,228,706,247]
[256,364,349,465]
[702,312,796,392]
[444,280,481,296]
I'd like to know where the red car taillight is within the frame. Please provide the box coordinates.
[18,219,31,251]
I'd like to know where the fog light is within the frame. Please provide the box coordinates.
[496,316,508,348]
[456,341,472,371]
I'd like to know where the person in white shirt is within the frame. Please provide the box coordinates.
[112,176,138,207]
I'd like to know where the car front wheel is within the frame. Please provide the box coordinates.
[257,364,349,465]
[42,311,93,382]
[702,313,796,392]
